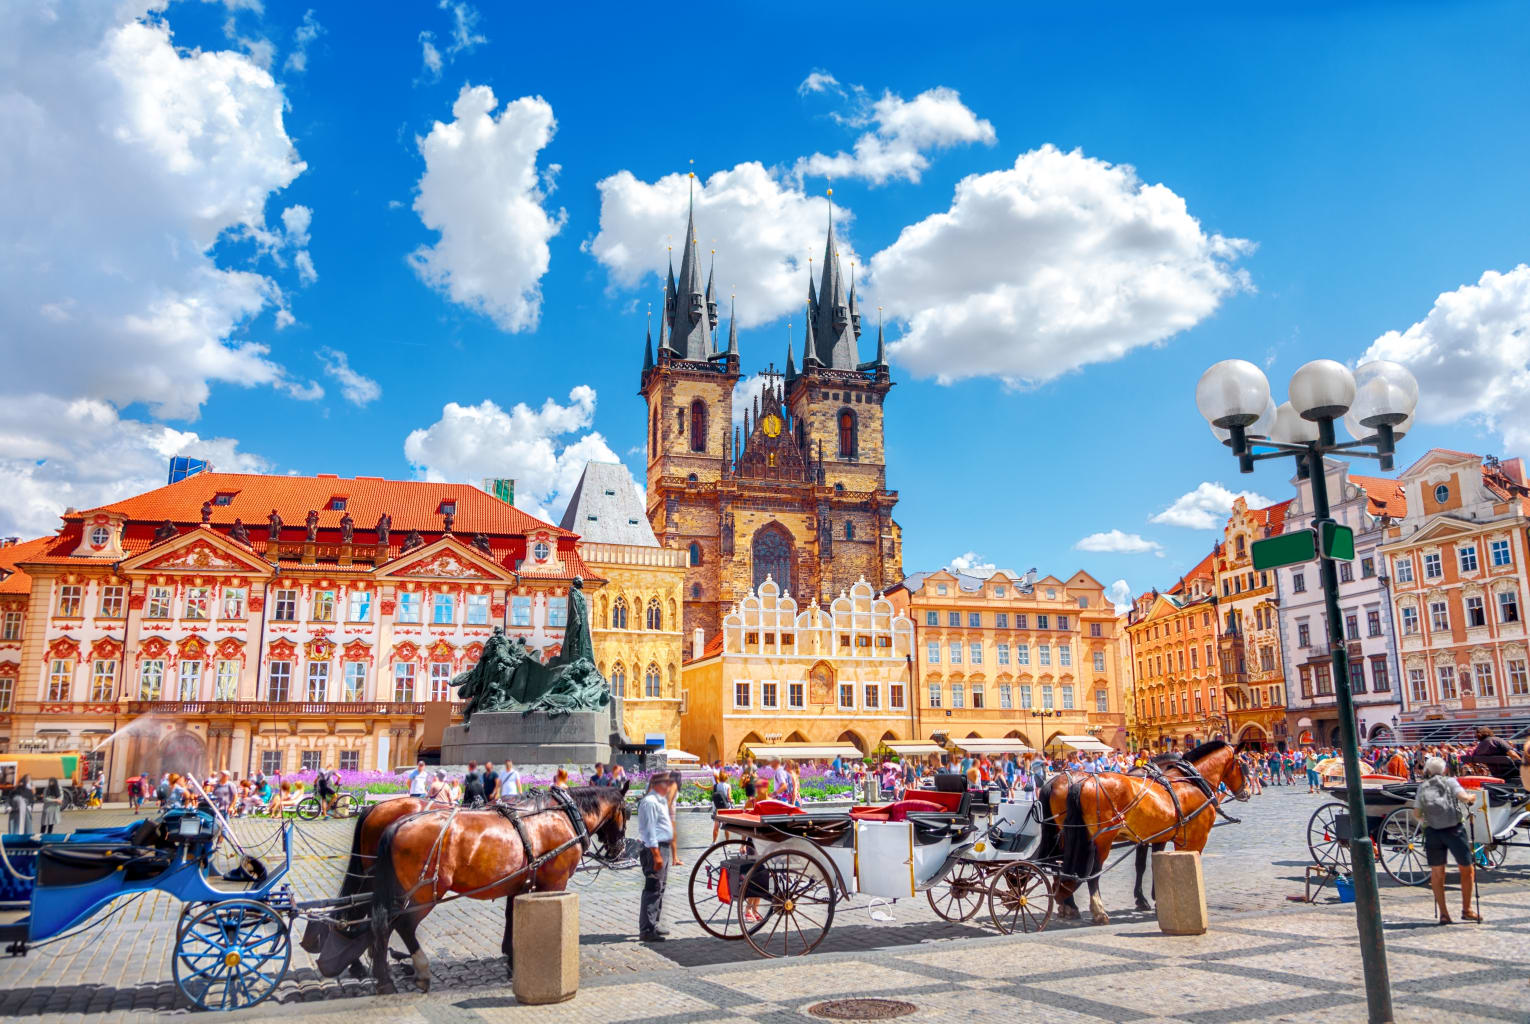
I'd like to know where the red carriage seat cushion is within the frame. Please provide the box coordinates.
[901,789,965,813]
[849,799,945,822]
[751,799,803,816]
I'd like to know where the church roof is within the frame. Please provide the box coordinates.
[558,462,657,546]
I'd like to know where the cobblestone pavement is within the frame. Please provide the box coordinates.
[2,785,1526,1022]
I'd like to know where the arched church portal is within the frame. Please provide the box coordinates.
[752,523,793,594]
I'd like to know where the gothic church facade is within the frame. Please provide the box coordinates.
[642,201,903,642]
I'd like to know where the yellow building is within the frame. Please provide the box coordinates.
[886,568,1129,752]
[559,462,687,747]
[680,578,916,763]
[1214,497,1294,749]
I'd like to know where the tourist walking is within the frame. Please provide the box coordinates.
[38,778,62,834]
[462,762,485,807]
[482,761,500,802]
[1413,756,1481,924]
[500,761,523,798]
[637,773,676,942]
[1304,749,1320,793]
[407,760,430,797]
[8,775,34,834]
[707,769,732,842]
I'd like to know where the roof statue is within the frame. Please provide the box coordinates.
[451,578,609,721]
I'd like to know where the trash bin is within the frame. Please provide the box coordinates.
[862,777,881,803]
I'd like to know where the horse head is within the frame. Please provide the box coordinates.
[1191,740,1252,802]
[588,780,632,861]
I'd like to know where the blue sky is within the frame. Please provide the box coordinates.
[5,1,1529,609]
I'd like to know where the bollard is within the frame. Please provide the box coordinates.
[1152,850,1209,936]
[511,891,580,1004]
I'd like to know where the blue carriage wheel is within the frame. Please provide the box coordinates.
[172,899,291,1011]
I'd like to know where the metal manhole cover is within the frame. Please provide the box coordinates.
[807,998,918,1020]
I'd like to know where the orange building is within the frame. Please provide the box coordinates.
[1125,553,1226,750]
[1213,497,1293,749]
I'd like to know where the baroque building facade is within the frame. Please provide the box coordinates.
[1213,497,1293,749]
[886,569,1128,752]
[642,200,902,644]
[1126,554,1226,749]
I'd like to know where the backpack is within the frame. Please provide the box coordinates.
[156,780,170,802]
[1414,776,1464,829]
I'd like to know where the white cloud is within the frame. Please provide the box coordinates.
[0,3,309,419]
[875,144,1253,387]
[732,374,767,427]
[1075,530,1164,556]
[409,86,564,332]
[798,70,841,96]
[416,2,485,83]
[317,348,381,406]
[283,9,322,74]
[1361,265,1530,451]
[1151,482,1272,531]
[1105,579,1133,615]
[418,34,442,79]
[795,85,996,186]
[403,386,626,523]
[947,552,997,577]
[0,396,269,536]
[589,162,854,330]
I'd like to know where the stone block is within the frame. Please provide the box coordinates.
[1153,850,1209,936]
[441,709,611,766]
[512,891,579,1004]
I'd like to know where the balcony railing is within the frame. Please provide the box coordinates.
[124,700,464,717]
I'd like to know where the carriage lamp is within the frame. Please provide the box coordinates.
[1196,356,1419,1024]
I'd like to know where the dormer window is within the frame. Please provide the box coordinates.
[213,493,235,506]
[89,526,111,547]
[329,497,348,511]
[439,500,456,516]
[532,541,550,561]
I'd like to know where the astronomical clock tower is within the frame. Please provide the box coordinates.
[642,191,903,642]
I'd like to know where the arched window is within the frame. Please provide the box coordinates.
[646,598,662,630]
[611,597,628,630]
[837,409,856,458]
[752,523,793,593]
[690,399,707,452]
[676,409,684,435]
[688,542,702,566]
[690,582,702,598]
[649,408,658,455]
[843,520,854,541]
[644,663,661,697]
[611,662,625,697]
[688,473,698,483]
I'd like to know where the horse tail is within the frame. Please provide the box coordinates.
[1059,778,1096,883]
[369,818,405,948]
[1036,774,1064,861]
[335,802,377,934]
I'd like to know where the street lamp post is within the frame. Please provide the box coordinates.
[1029,707,1058,754]
[1197,357,1418,1024]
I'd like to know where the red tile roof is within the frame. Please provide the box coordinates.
[1248,498,1293,535]
[0,536,53,595]
[686,631,725,664]
[1167,550,1218,595]
[1348,474,1407,518]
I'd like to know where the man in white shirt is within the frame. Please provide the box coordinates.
[500,761,522,798]
[637,773,676,941]
[406,760,429,798]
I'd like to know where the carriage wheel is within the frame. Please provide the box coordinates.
[987,862,1053,934]
[927,860,987,922]
[173,899,291,1011]
[739,850,836,958]
[1306,803,1351,872]
[688,839,770,939]
[295,796,321,821]
[1376,807,1430,887]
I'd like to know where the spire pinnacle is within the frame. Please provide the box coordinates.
[643,305,655,372]
[726,291,738,357]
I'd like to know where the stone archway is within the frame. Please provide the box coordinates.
[158,729,207,780]
[837,730,866,754]
[752,522,794,595]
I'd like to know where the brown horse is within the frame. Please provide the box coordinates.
[367,784,630,992]
[1040,740,1249,925]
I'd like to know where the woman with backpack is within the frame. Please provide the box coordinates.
[1413,756,1481,924]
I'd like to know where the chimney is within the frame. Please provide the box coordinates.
[0,537,17,548]
[692,627,706,660]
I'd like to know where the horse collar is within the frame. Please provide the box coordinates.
[550,787,591,853]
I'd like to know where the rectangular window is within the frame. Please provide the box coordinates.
[1195,691,1204,712]
[1367,610,1382,637]
[1298,622,1311,647]
[56,584,83,617]
[1061,685,1074,710]
[734,679,750,708]
[260,750,283,776]
[219,587,245,619]
[864,683,880,709]
[1016,644,1030,666]
[1057,616,1070,630]
[177,660,200,700]
[761,681,778,708]
[1037,614,1049,630]
[1371,657,1390,693]
[927,642,940,664]
[1315,662,1333,696]
[397,591,422,623]
[1091,623,1103,637]
[1395,556,1414,583]
[1498,590,1520,623]
[968,612,981,628]
[950,684,965,708]
[465,593,490,625]
[1408,668,1428,703]
[1401,607,1419,635]
[1041,684,1054,709]
[90,659,116,701]
[1020,683,1033,709]
[997,643,1010,665]
[1429,601,1449,632]
[949,643,962,664]
[393,663,415,702]
[948,611,961,627]
[340,751,360,772]
[1016,614,1028,629]
[1190,648,1199,669]
[306,662,329,702]
[788,681,805,708]
[1459,545,1479,573]
[925,610,938,626]
[1423,552,1442,579]
[1292,572,1306,594]
[1039,646,1051,667]
[547,596,567,627]
[273,589,297,622]
[430,663,452,701]
[99,586,125,618]
[1508,659,1529,696]
[1339,562,1354,583]
[1351,659,1366,693]
[1059,646,1072,668]
[47,658,72,700]
[970,642,983,664]
[348,590,373,622]
[147,586,173,619]
[511,596,532,627]
[1093,651,1106,672]
[1,610,20,640]
[344,662,367,701]
[999,683,1013,709]
[1096,689,1109,712]
[433,594,456,625]
[890,682,905,709]
[1361,557,1375,578]
[183,586,209,620]
[1299,665,1314,699]
[928,683,942,708]
[1345,614,1359,640]
[301,751,322,773]
[312,590,335,621]
[214,660,238,700]
[1491,539,1512,566]
[995,612,1009,628]
[1437,665,1457,700]
[267,661,291,702]
[1475,662,1495,697]
[1466,596,1486,627]
[971,685,984,709]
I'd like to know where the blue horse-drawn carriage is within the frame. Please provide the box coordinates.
[2,808,297,1011]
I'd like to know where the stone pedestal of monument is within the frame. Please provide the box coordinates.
[441,710,611,766]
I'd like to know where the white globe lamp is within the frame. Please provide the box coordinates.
[1196,360,1271,429]
[1289,359,1356,421]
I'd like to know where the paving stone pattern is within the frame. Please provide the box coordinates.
[1,786,1525,1022]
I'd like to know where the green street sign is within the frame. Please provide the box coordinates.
[1251,522,1356,570]
[1252,530,1317,570]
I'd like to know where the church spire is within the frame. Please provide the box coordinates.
[706,249,719,330]
[666,167,713,360]
[726,293,738,357]
[785,321,797,381]
[643,306,654,372]
[811,184,858,370]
